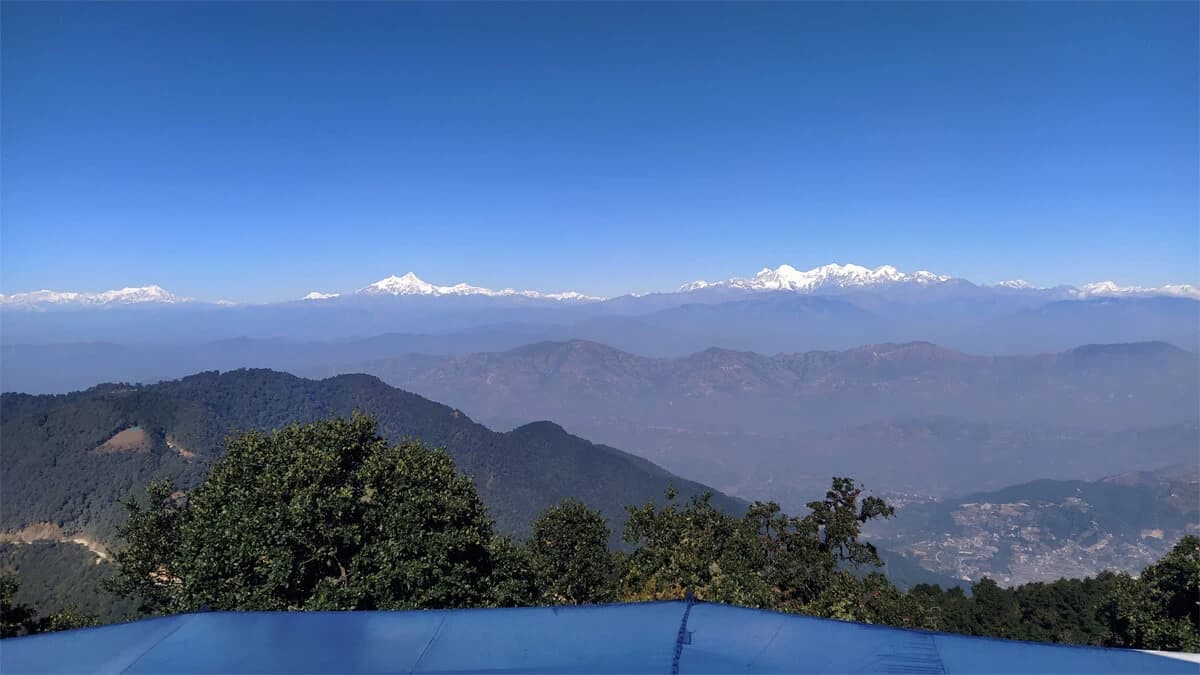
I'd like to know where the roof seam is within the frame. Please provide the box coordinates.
[409,611,449,674]
[119,615,190,674]
[928,634,948,675]
[670,594,696,675]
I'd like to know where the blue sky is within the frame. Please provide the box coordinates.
[2,2,1196,301]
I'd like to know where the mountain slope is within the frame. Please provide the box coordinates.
[0,370,743,545]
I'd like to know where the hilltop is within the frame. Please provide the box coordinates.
[0,369,742,545]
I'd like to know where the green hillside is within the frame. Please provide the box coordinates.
[0,542,137,623]
[1,369,744,545]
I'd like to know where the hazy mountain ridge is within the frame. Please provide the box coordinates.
[318,340,1199,506]
[3,290,1195,371]
[4,336,1194,507]
[332,339,1198,432]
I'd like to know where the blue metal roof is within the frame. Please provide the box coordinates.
[2,600,1197,674]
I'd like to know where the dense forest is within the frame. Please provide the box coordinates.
[5,415,1196,653]
[0,542,138,623]
[0,369,742,544]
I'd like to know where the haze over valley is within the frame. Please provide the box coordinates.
[4,266,1197,591]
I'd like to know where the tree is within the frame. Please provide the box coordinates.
[528,500,616,605]
[1140,535,1200,639]
[970,578,1024,638]
[620,489,771,606]
[487,535,539,607]
[746,477,899,621]
[0,573,37,638]
[619,478,901,616]
[797,570,929,627]
[33,608,98,634]
[107,415,495,613]
[908,583,974,634]
[1010,574,1121,646]
[1101,536,1200,652]
[104,481,184,614]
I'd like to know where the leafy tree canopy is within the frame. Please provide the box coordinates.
[107,415,495,613]
[1101,535,1199,652]
[528,500,616,605]
[79,414,1200,656]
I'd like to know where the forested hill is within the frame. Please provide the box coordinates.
[1,369,743,544]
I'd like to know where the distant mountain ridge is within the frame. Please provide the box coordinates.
[683,263,1200,300]
[0,285,187,308]
[352,272,603,302]
[324,339,1199,506]
[3,262,1197,308]
[4,263,1197,356]
[335,339,1198,433]
[681,263,955,292]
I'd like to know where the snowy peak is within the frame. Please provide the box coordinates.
[0,285,189,309]
[356,273,603,301]
[360,273,438,296]
[994,280,1035,290]
[95,285,183,304]
[679,264,1198,300]
[681,263,957,293]
[6,267,1196,308]
[1072,281,1200,300]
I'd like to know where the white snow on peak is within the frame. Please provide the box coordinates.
[913,270,952,284]
[680,263,957,293]
[1072,281,1200,300]
[994,280,1036,290]
[680,264,1198,299]
[1158,284,1200,298]
[356,273,603,301]
[362,272,437,296]
[679,280,712,292]
[7,268,1195,307]
[0,285,189,309]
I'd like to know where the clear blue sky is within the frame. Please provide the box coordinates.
[2,2,1197,301]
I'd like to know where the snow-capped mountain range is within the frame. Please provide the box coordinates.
[348,272,602,301]
[680,263,954,293]
[0,285,188,309]
[2,265,1198,309]
[681,264,1200,300]
[1071,281,1200,299]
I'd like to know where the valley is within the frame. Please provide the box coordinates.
[869,466,1200,585]
[2,267,1198,638]
[318,340,1199,506]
